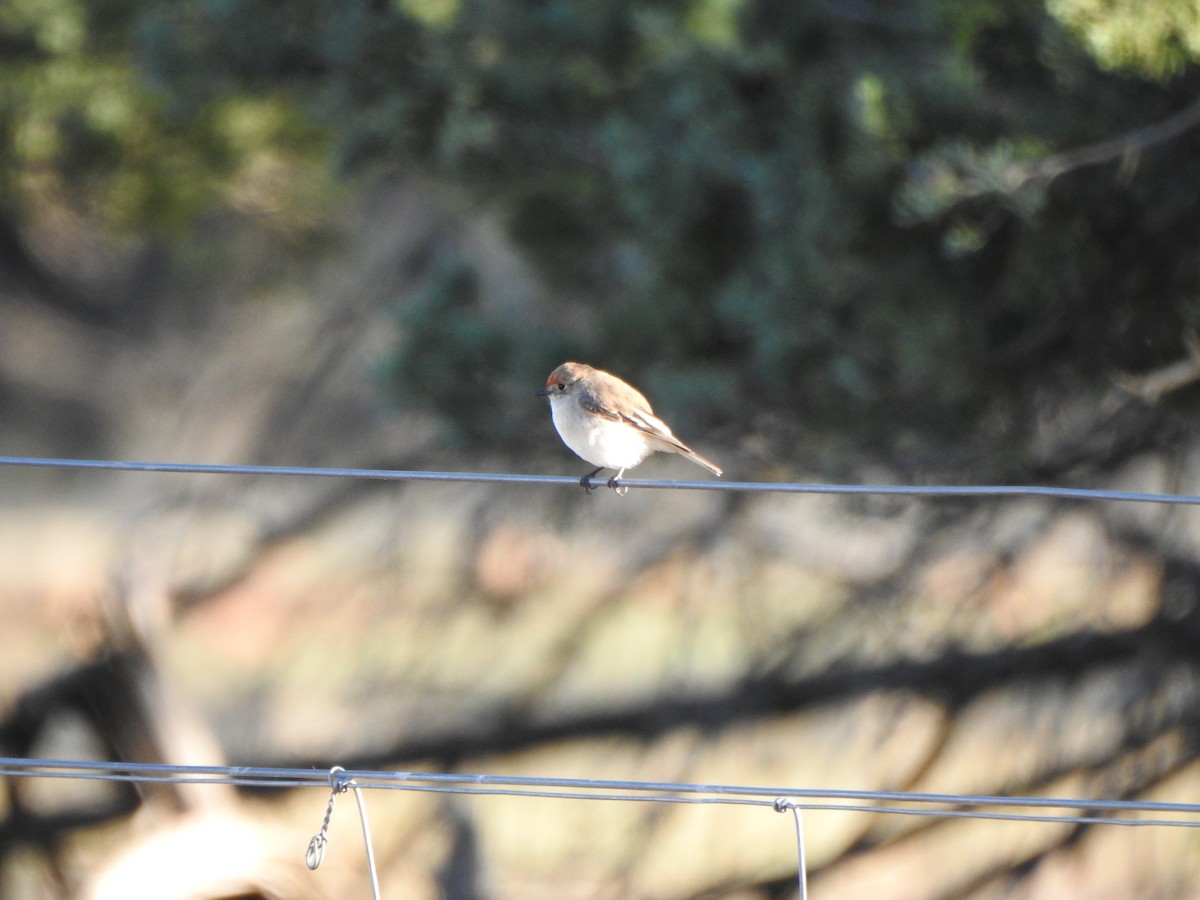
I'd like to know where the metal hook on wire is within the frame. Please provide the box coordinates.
[774,797,808,900]
[306,766,381,899]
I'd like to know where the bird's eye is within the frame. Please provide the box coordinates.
[556,383,566,391]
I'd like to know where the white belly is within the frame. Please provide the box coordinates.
[550,397,653,471]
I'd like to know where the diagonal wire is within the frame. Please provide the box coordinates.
[1,455,1199,505]
[3,758,1200,828]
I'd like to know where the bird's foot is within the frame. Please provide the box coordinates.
[579,468,604,494]
[607,470,628,496]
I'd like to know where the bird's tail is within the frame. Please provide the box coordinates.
[647,433,723,476]
[679,446,722,477]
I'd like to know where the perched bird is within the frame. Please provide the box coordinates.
[537,361,722,493]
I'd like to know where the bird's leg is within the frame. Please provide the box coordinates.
[606,468,628,495]
[579,467,604,494]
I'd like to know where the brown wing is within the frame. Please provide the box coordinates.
[579,390,696,453]
[581,369,722,474]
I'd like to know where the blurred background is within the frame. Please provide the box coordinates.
[3,0,1200,896]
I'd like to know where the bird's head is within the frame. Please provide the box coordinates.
[536,362,589,399]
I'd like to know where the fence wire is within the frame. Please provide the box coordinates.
[1,454,1199,504]
[4,453,1200,891]
[2,452,1198,831]
[2,758,1199,829]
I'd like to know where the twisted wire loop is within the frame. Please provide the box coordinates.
[304,767,382,900]
[305,832,328,870]
[775,799,808,900]
[305,767,348,870]
[304,830,328,873]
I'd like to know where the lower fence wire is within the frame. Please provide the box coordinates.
[7,757,1200,896]
[5,757,1200,823]
[3,460,1200,894]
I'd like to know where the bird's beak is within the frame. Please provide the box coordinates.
[535,387,551,396]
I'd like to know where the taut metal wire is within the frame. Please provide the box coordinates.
[2,455,1199,505]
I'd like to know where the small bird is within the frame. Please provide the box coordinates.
[537,362,722,493]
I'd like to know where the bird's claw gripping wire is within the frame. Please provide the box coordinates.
[579,467,628,495]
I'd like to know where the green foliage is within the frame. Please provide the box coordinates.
[4,0,1200,459]
[1047,0,1200,78]
[0,0,331,233]
[373,0,1198,448]
[383,250,575,446]
[384,255,501,444]
[894,139,1052,247]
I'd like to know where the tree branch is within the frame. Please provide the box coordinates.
[1018,95,1200,187]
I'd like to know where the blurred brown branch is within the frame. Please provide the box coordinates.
[1016,95,1200,188]
[1115,331,1200,402]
